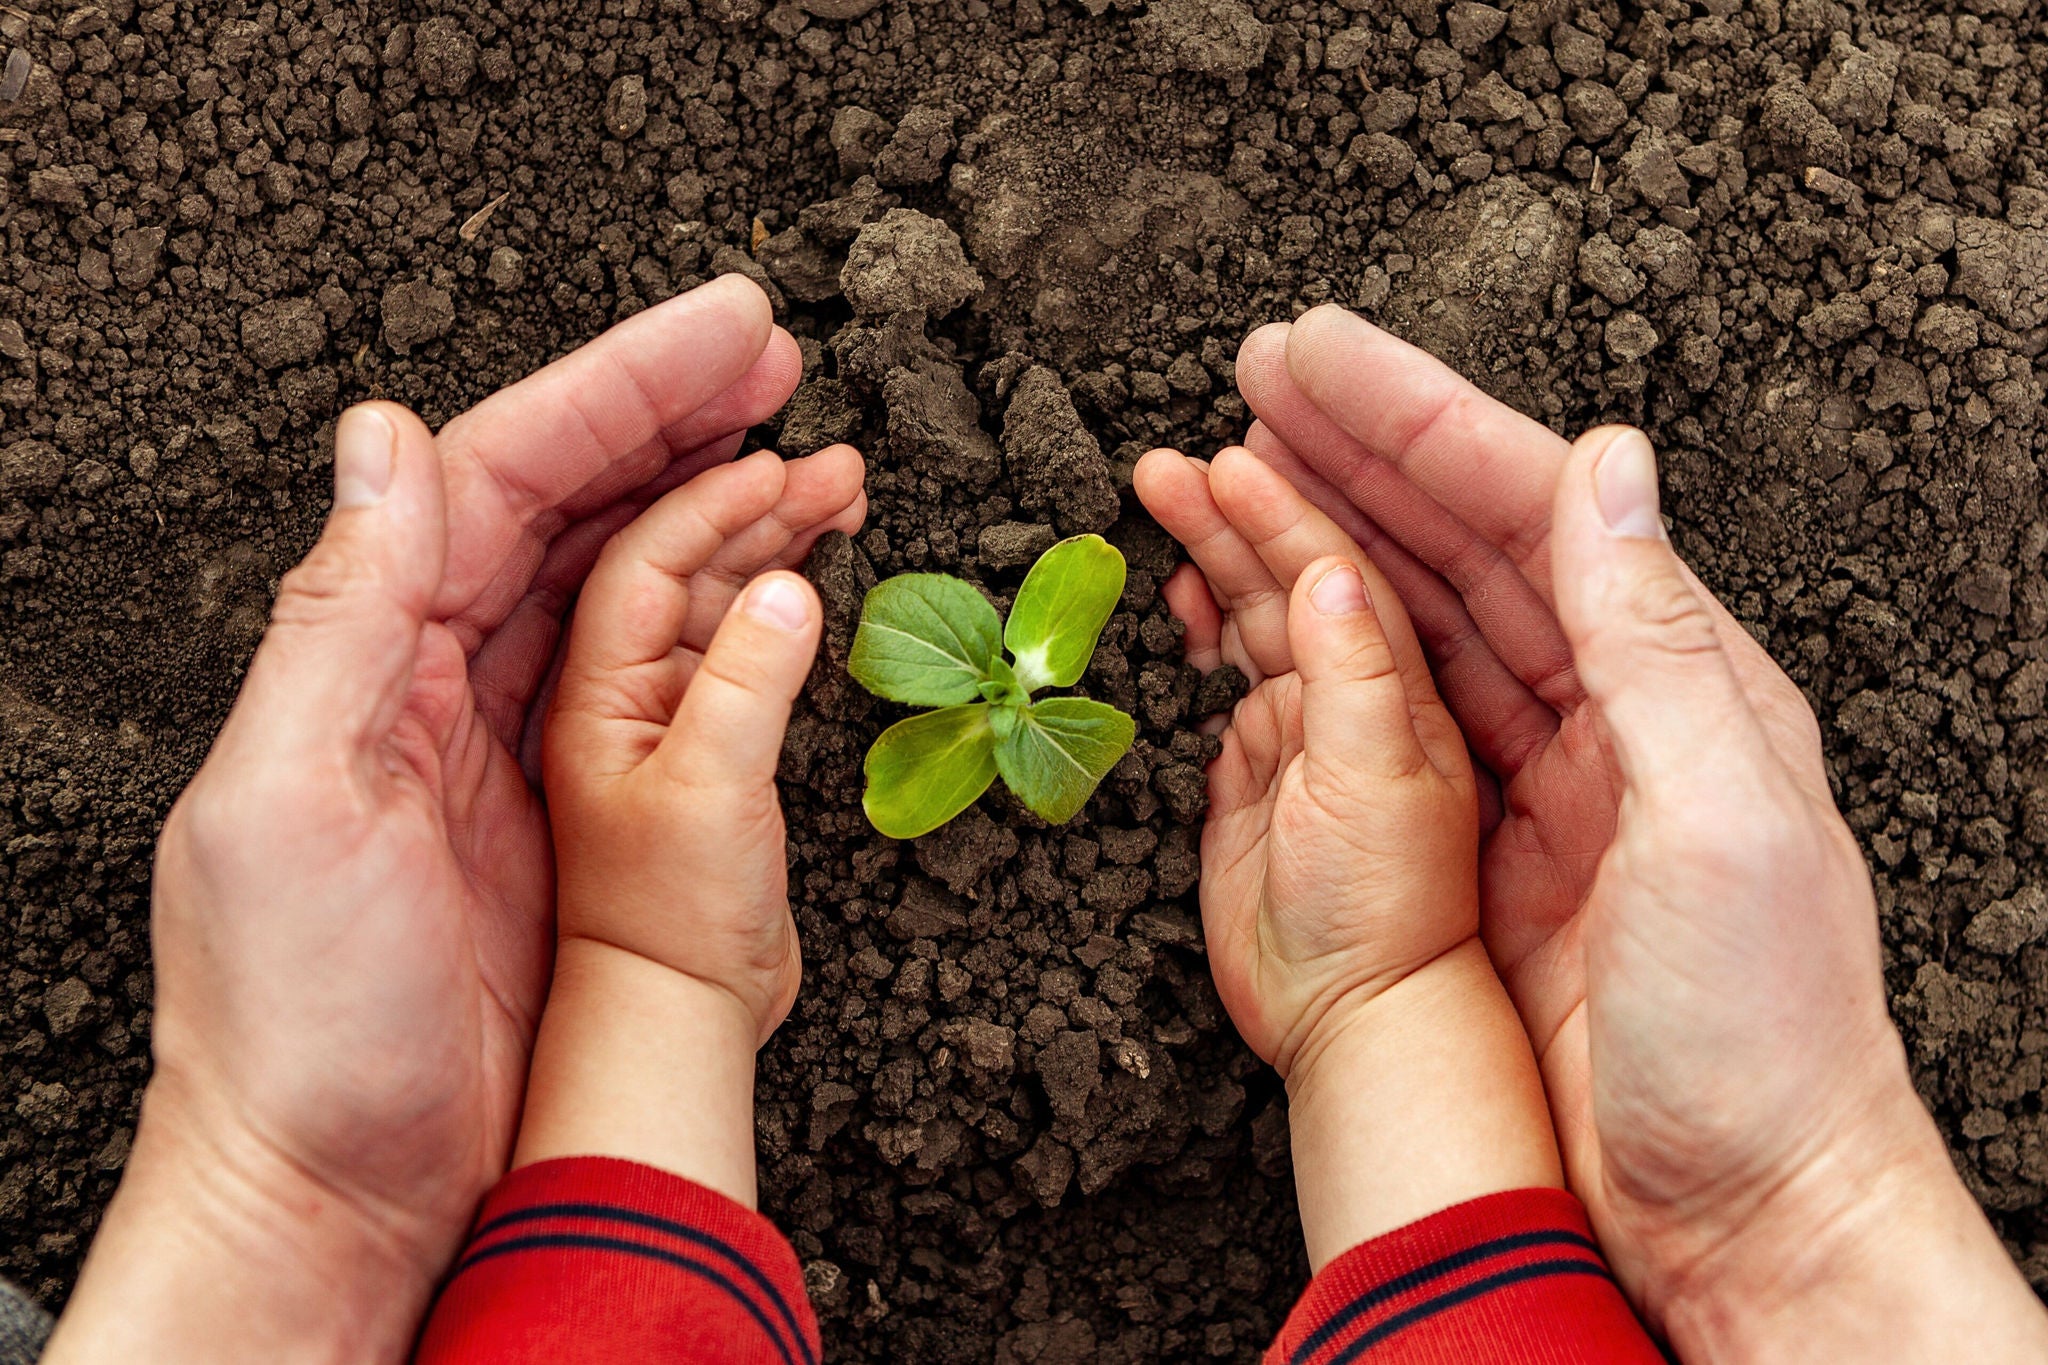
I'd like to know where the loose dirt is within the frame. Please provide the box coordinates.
[5,0,2048,1357]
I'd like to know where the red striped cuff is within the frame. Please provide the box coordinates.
[1264,1189,1665,1365]
[414,1156,820,1365]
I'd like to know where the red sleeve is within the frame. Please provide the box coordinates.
[414,1156,820,1365]
[1264,1189,1667,1365]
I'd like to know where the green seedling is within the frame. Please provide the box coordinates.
[849,535,1137,840]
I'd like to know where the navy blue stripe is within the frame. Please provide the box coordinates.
[473,1201,814,1365]
[455,1232,796,1365]
[1290,1229,1601,1365]
[1326,1260,1614,1365]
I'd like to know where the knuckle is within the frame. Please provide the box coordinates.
[700,641,780,700]
[1337,632,1401,685]
[162,776,257,875]
[271,543,372,628]
[1620,572,1721,654]
[1587,569,1721,668]
[1655,782,1808,883]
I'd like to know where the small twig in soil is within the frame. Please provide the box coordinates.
[459,191,511,243]
[0,47,31,104]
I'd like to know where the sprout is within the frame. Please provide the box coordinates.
[849,535,1136,839]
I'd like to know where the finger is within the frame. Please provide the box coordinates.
[1210,685,1291,821]
[565,451,789,679]
[674,445,867,652]
[1161,563,1224,672]
[230,404,448,756]
[1288,559,1432,784]
[656,571,822,786]
[554,329,805,523]
[1238,322,1582,713]
[466,434,754,750]
[1280,306,1570,587]
[1243,426,1561,779]
[475,442,862,753]
[433,276,799,636]
[1208,448,1470,777]
[613,431,754,515]
[1206,715,1265,823]
[1133,448,1292,679]
[1551,427,1780,802]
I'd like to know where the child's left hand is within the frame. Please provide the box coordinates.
[541,445,867,1043]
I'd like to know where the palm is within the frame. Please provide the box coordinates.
[1203,671,1480,1072]
[157,277,807,1261]
[1476,708,1616,1063]
[380,625,556,1171]
[1234,304,1834,1211]
[1198,677,1305,1056]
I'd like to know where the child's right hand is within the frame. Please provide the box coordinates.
[1133,446,1479,1079]
[1136,446,1560,1262]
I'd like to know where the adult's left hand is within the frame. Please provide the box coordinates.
[45,276,862,1364]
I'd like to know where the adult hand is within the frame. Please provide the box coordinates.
[45,276,829,1364]
[1222,306,2048,1360]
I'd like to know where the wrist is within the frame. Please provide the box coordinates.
[45,1080,438,1364]
[513,937,763,1207]
[1659,1089,2048,1361]
[1284,939,1563,1268]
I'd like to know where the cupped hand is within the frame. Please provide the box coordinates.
[1232,306,2048,1356]
[516,446,863,1201]
[1131,445,1477,1075]
[48,276,812,1364]
[542,445,865,1041]
[1134,444,1562,1263]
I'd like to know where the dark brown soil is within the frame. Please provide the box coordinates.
[5,0,2048,1357]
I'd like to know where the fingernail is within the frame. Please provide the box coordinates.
[1594,429,1665,540]
[1309,564,1368,616]
[333,408,395,510]
[744,576,811,631]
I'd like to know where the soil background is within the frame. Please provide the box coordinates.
[5,0,2048,1358]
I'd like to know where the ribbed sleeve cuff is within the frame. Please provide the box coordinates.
[415,1156,820,1365]
[1263,1188,1666,1365]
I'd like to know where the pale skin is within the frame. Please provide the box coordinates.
[521,444,866,1201]
[1132,446,1562,1265]
[41,277,863,1365]
[490,444,1562,1268]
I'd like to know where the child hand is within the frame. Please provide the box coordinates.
[1134,446,1478,1077]
[541,445,867,1041]
[1136,445,1557,1260]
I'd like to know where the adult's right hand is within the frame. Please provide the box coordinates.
[1227,307,2048,1360]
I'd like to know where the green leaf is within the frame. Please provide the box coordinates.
[987,700,1022,741]
[850,574,1003,707]
[977,655,1028,707]
[1005,535,1126,693]
[994,697,1137,827]
[864,704,1000,839]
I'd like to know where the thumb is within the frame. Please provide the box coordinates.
[233,403,449,755]
[1287,557,1431,782]
[1551,426,1775,801]
[655,571,821,789]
